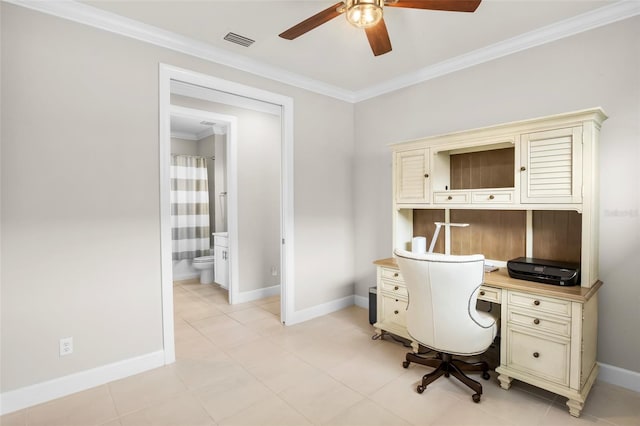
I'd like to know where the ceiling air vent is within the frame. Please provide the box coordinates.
[224,32,255,47]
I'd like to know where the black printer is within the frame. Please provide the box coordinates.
[507,257,580,286]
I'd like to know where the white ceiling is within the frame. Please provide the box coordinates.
[170,115,218,140]
[15,1,638,101]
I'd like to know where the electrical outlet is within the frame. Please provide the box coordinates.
[271,266,278,277]
[59,337,73,356]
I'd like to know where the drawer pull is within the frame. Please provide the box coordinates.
[394,286,399,290]
[533,318,540,325]
[533,352,540,358]
[394,310,399,315]
[489,195,495,200]
[424,173,429,178]
[533,300,540,306]
[479,290,486,296]
[520,166,526,172]
[393,272,399,277]
[447,195,453,200]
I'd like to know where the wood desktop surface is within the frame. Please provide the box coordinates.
[374,258,601,303]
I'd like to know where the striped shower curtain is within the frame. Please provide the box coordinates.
[170,155,210,260]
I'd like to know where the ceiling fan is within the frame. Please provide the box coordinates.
[279,0,482,56]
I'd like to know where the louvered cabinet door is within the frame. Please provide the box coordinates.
[395,148,430,204]
[520,127,583,204]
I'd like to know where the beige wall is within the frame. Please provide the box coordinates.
[0,3,355,392]
[353,16,640,373]
[170,137,199,156]
[213,134,227,233]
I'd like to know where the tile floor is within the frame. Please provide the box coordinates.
[2,279,640,426]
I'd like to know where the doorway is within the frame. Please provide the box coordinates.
[168,105,233,286]
[159,64,294,364]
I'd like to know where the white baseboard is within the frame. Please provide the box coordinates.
[0,350,165,416]
[286,295,355,325]
[354,294,368,309]
[234,285,280,304]
[172,272,200,281]
[597,362,640,393]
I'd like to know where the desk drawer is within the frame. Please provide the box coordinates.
[381,279,408,298]
[507,308,571,337]
[433,191,469,204]
[478,286,501,303]
[380,267,403,282]
[471,190,514,204]
[507,291,571,318]
[506,326,570,386]
[381,294,407,328]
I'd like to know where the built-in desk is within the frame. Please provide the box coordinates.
[373,258,601,417]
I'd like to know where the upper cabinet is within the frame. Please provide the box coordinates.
[520,126,582,204]
[395,148,430,204]
[392,109,606,211]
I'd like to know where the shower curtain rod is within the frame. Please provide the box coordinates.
[172,154,215,160]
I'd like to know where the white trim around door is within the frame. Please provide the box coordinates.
[159,63,295,364]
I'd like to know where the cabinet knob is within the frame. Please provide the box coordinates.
[424,173,429,178]
[534,300,540,306]
[520,166,527,172]
[447,195,453,200]
[394,286,399,290]
[393,272,399,277]
[533,352,540,358]
[394,310,399,315]
[489,195,495,200]
[533,318,540,325]
[479,291,486,296]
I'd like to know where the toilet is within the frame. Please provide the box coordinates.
[192,255,215,284]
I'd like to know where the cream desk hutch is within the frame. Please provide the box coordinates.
[374,108,607,417]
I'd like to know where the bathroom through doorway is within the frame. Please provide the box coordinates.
[159,64,294,364]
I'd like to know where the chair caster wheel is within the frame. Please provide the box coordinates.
[482,371,490,380]
[402,361,410,368]
[472,393,481,403]
[417,385,425,394]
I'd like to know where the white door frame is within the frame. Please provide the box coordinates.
[159,64,295,364]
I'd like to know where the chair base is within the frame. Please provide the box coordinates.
[402,352,491,402]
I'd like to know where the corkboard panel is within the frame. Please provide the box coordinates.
[450,210,526,260]
[533,210,582,263]
[450,148,515,190]
[413,210,446,254]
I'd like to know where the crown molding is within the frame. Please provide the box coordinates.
[5,0,356,102]
[352,0,640,102]
[170,131,198,141]
[170,126,224,141]
[6,0,639,104]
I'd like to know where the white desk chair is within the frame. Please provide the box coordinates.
[394,249,497,402]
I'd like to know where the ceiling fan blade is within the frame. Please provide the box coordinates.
[365,19,392,57]
[385,0,481,12]
[279,2,345,40]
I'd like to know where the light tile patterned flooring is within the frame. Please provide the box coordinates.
[2,279,640,425]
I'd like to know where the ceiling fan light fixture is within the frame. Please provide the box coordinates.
[346,0,383,29]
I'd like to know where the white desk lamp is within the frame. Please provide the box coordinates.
[427,222,469,253]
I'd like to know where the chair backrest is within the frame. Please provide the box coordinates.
[394,249,496,356]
